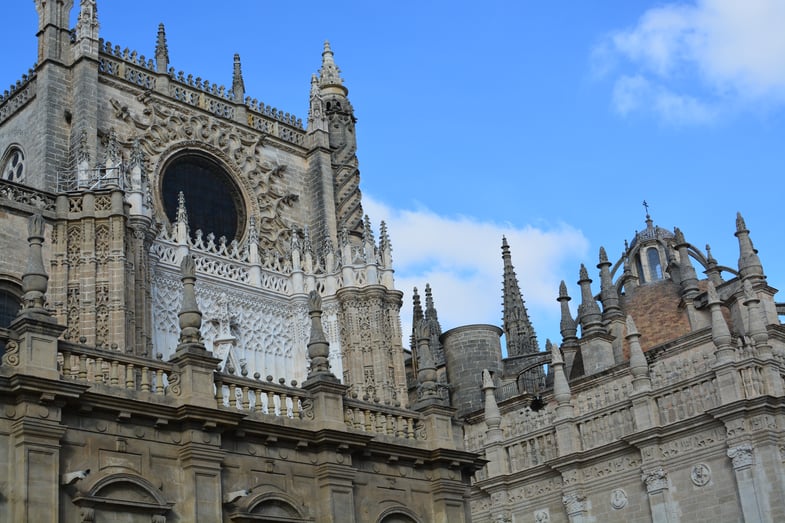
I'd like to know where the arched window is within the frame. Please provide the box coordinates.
[161,153,245,241]
[1,146,25,183]
[647,247,663,281]
[635,253,646,284]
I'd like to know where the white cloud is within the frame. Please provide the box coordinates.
[599,0,785,123]
[612,74,717,125]
[363,195,589,347]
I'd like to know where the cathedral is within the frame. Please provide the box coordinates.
[0,2,783,522]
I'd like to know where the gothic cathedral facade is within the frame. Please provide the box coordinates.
[2,2,785,523]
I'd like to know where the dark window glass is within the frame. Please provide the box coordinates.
[162,156,244,240]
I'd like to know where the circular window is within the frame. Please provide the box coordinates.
[161,154,245,241]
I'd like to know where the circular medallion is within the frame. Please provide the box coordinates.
[691,463,711,487]
[610,488,628,510]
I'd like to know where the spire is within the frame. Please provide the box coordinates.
[177,254,203,348]
[673,227,699,298]
[704,244,723,286]
[75,0,99,58]
[423,284,444,366]
[558,281,577,342]
[577,264,602,335]
[232,53,245,101]
[501,237,539,356]
[21,214,50,313]
[175,191,189,244]
[412,319,440,408]
[626,315,651,392]
[379,221,392,267]
[318,40,347,94]
[305,291,337,382]
[410,287,424,350]
[735,212,764,280]
[707,281,734,364]
[597,246,622,319]
[155,23,169,73]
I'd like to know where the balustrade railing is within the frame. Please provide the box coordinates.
[343,398,423,441]
[57,343,176,396]
[215,372,310,420]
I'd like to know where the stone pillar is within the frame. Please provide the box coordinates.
[642,466,679,522]
[727,444,768,523]
[177,428,226,522]
[9,414,67,523]
[314,460,357,523]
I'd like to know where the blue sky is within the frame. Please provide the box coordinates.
[2,1,784,347]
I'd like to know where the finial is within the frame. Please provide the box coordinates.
[673,227,685,245]
[643,200,653,228]
[734,212,764,280]
[232,53,245,100]
[558,280,569,299]
[318,40,346,92]
[177,254,204,347]
[578,263,590,281]
[626,315,651,391]
[305,291,336,382]
[550,339,573,415]
[176,191,188,225]
[21,214,49,312]
[155,23,169,72]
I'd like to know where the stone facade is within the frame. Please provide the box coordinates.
[0,2,478,522]
[2,3,785,523]
[429,212,785,523]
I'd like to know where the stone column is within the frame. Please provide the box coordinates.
[727,444,768,523]
[562,491,589,523]
[642,466,679,522]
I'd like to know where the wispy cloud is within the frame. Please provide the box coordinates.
[596,0,785,123]
[363,195,589,346]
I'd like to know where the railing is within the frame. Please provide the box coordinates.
[343,398,424,441]
[215,372,310,420]
[58,343,176,396]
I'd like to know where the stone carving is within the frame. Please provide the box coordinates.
[691,463,711,486]
[642,467,668,493]
[562,492,587,515]
[534,509,550,522]
[109,97,298,254]
[727,444,754,469]
[610,488,628,509]
[1,340,19,367]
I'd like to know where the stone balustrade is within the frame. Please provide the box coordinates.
[215,372,310,420]
[343,397,423,441]
[58,342,176,396]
